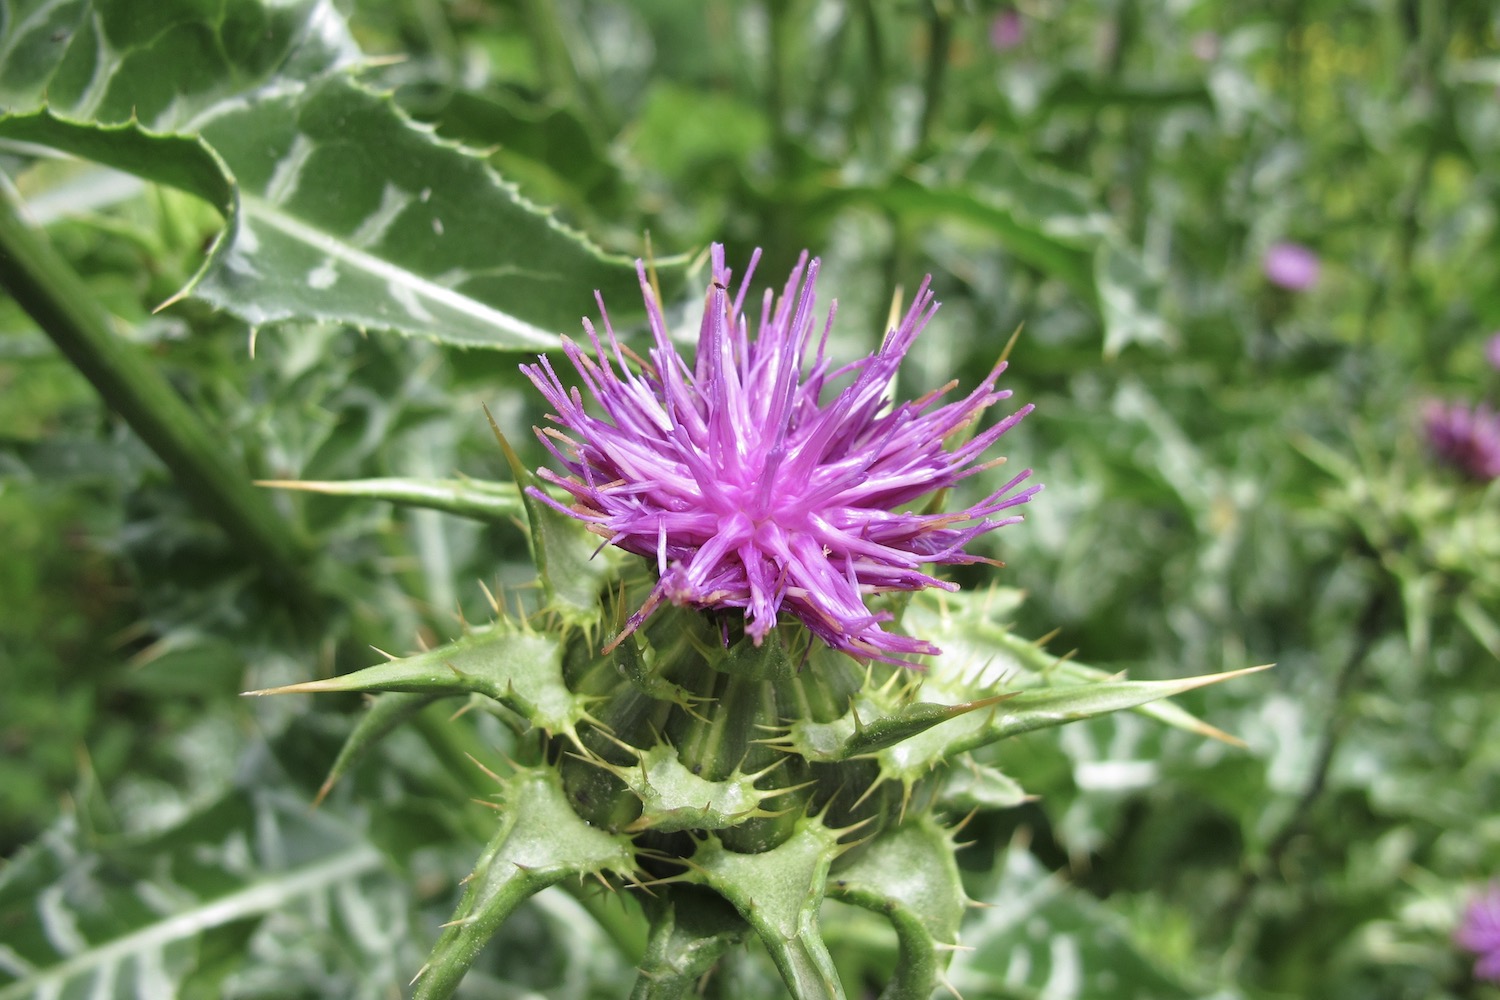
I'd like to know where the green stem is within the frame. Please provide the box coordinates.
[629,888,748,1000]
[0,178,313,597]
[914,0,952,156]
[1217,583,1390,967]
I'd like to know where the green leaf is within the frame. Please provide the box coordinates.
[949,847,1216,999]
[256,475,526,524]
[822,147,1168,356]
[314,690,445,805]
[1097,236,1170,357]
[939,755,1031,812]
[834,178,1096,302]
[189,74,659,348]
[246,622,594,742]
[827,818,966,1000]
[909,589,1255,742]
[0,0,358,121]
[631,888,750,1000]
[412,765,636,1000]
[0,0,680,350]
[584,742,794,834]
[687,820,850,1000]
[0,794,389,1000]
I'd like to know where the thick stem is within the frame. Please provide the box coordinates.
[0,178,313,597]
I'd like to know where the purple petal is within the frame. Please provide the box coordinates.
[522,244,1038,666]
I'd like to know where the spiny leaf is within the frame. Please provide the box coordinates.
[315,691,445,805]
[949,666,1269,754]
[582,743,794,834]
[191,73,664,348]
[868,665,1267,795]
[413,765,637,1000]
[0,0,359,120]
[827,818,967,1000]
[630,888,750,1000]
[939,754,1031,812]
[906,590,1255,744]
[0,794,388,1000]
[686,820,853,1000]
[949,846,1208,999]
[257,475,525,524]
[780,692,1018,764]
[245,624,593,742]
[0,0,682,350]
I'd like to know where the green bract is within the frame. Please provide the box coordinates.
[253,473,1257,1000]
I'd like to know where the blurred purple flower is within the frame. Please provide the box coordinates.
[990,9,1025,51]
[1457,883,1500,982]
[1263,242,1321,291]
[1190,31,1219,62]
[523,244,1039,666]
[1424,400,1500,482]
[1486,331,1500,372]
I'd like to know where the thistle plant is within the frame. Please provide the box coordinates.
[255,246,1253,1000]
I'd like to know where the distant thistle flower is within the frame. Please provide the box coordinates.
[1457,883,1500,982]
[1263,242,1320,291]
[1424,399,1500,481]
[523,245,1039,665]
[989,9,1025,51]
[1486,331,1500,372]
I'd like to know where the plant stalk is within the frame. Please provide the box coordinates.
[0,177,313,597]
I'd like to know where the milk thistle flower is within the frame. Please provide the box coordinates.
[1423,399,1500,481]
[989,9,1025,51]
[522,245,1039,666]
[1457,883,1500,982]
[1263,241,1320,291]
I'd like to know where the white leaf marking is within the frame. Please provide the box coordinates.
[264,133,316,206]
[350,182,411,248]
[0,845,383,1000]
[37,885,87,956]
[308,261,338,290]
[239,195,557,346]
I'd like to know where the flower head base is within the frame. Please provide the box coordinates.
[1457,883,1500,982]
[1424,399,1500,481]
[522,245,1039,666]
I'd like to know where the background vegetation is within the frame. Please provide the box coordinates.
[2,0,1498,997]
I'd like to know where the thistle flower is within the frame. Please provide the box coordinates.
[1423,399,1500,481]
[1486,331,1500,372]
[1457,883,1500,982]
[989,9,1025,52]
[1263,242,1320,291]
[522,245,1039,666]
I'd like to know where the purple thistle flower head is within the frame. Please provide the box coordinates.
[989,9,1025,51]
[1457,883,1500,982]
[521,245,1040,667]
[1424,399,1500,481]
[1263,241,1321,291]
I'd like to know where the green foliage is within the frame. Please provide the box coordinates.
[4,0,1499,998]
[0,0,671,349]
[0,781,398,999]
